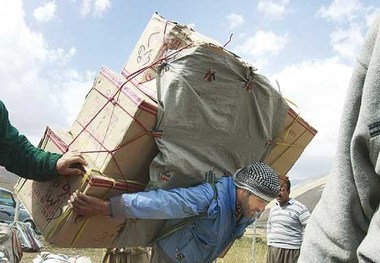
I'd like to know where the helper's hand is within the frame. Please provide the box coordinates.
[68,190,111,217]
[56,150,87,176]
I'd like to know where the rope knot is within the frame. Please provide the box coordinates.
[159,170,171,182]
[162,61,170,72]
[204,68,216,82]
[244,79,254,91]
[244,66,255,91]
[150,129,163,138]
[109,97,118,105]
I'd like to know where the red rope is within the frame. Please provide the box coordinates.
[223,33,234,48]
[45,127,143,193]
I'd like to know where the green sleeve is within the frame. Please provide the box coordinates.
[0,100,61,181]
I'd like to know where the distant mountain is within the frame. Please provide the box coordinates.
[288,175,328,212]
[0,166,21,191]
[256,174,328,226]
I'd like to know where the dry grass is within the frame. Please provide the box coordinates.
[21,235,267,263]
[219,236,267,263]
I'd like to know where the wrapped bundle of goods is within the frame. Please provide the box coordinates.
[15,13,317,249]
[112,14,317,248]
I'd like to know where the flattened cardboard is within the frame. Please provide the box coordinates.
[265,107,317,177]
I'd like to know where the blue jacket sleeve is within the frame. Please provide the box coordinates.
[109,183,215,219]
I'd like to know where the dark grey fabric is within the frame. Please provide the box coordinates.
[267,246,300,263]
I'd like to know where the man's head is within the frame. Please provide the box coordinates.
[233,162,280,218]
[276,179,291,207]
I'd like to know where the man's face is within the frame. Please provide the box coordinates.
[276,183,290,206]
[239,191,269,218]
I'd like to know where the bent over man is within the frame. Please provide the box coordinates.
[69,162,280,263]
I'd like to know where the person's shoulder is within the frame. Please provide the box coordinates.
[292,199,309,210]
[0,100,5,111]
[216,175,233,185]
[0,100,7,120]
[214,176,234,195]
[269,203,279,211]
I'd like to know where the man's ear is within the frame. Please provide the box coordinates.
[235,188,245,202]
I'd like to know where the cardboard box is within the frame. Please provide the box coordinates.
[14,127,144,248]
[121,13,220,85]
[46,172,131,248]
[70,67,158,184]
[264,107,317,177]
[15,171,132,248]
[122,69,157,102]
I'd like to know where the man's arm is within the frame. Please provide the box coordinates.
[299,206,311,228]
[0,100,86,181]
[69,183,215,219]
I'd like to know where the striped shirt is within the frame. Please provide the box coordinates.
[267,198,310,249]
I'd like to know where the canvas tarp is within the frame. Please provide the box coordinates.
[146,43,289,190]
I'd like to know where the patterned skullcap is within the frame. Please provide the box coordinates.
[233,162,280,202]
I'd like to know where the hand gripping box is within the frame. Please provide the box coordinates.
[70,67,158,185]
[264,107,317,177]
[46,172,132,248]
[121,12,220,98]
[14,127,143,248]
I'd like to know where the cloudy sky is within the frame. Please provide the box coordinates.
[1,0,379,184]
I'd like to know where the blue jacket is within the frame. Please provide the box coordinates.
[110,176,255,263]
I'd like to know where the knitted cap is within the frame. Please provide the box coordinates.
[233,162,280,202]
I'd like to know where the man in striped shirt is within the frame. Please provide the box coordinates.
[266,179,310,263]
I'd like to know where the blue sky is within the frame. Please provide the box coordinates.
[1,0,379,184]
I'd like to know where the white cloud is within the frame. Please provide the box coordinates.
[234,30,288,68]
[80,0,92,16]
[317,0,361,22]
[330,25,364,61]
[50,69,96,126]
[365,8,380,27]
[317,0,379,64]
[80,0,111,17]
[236,31,288,56]
[94,0,111,17]
[257,0,290,19]
[33,2,56,22]
[46,47,77,66]
[271,58,353,179]
[226,13,244,30]
[0,0,92,145]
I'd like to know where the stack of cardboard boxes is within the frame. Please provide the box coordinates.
[15,67,159,247]
[15,13,317,248]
